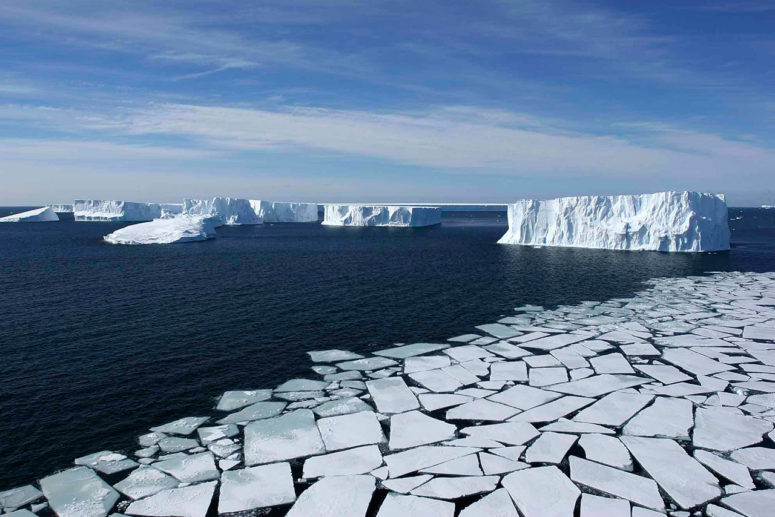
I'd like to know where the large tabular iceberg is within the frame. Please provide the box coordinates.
[252,200,319,223]
[498,191,730,252]
[322,205,442,227]
[183,198,262,226]
[0,206,59,222]
[104,216,217,245]
[74,200,169,222]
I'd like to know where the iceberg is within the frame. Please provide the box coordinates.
[498,191,730,252]
[322,205,441,227]
[104,216,217,245]
[73,200,169,222]
[182,197,262,226]
[0,206,59,222]
[252,200,319,223]
[48,204,73,213]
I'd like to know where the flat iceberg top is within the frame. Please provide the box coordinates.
[104,216,217,245]
[73,200,169,222]
[322,204,441,227]
[48,204,74,213]
[0,206,59,222]
[498,190,729,252]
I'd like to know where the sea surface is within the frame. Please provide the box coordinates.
[0,208,774,489]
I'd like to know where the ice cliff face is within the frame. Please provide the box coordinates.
[104,216,217,245]
[73,200,168,222]
[252,201,319,223]
[322,205,442,227]
[498,191,730,252]
[0,206,59,222]
[183,198,262,226]
[48,204,73,213]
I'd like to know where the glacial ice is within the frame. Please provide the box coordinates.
[73,200,171,222]
[322,204,442,227]
[252,200,318,223]
[48,203,74,213]
[498,191,730,252]
[103,216,217,245]
[0,206,59,223]
[183,197,262,225]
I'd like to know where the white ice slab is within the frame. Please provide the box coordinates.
[573,391,653,426]
[125,481,216,517]
[622,397,694,440]
[721,488,775,517]
[487,384,562,410]
[375,342,449,359]
[384,446,480,478]
[510,395,594,423]
[376,493,454,517]
[580,493,630,517]
[286,475,376,517]
[114,466,178,500]
[620,436,721,509]
[389,410,455,449]
[546,374,650,397]
[578,433,632,470]
[316,410,385,451]
[244,409,326,465]
[524,432,577,464]
[693,406,773,451]
[366,378,419,413]
[459,487,518,517]
[694,450,755,489]
[502,466,580,517]
[411,475,499,499]
[153,452,219,483]
[104,216,217,245]
[39,467,120,517]
[569,456,664,511]
[303,444,383,478]
[218,462,296,513]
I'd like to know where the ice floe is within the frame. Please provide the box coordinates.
[12,270,775,516]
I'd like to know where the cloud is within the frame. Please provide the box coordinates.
[105,103,775,183]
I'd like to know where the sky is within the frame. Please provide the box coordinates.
[0,0,773,205]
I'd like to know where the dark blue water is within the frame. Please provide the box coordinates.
[0,208,773,490]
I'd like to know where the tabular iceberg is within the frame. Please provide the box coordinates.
[498,191,730,252]
[252,201,319,223]
[0,206,59,222]
[104,216,217,245]
[322,205,442,227]
[48,204,73,213]
[183,198,262,226]
[73,200,168,222]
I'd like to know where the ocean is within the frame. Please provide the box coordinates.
[0,207,773,489]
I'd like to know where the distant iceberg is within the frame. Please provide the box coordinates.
[252,201,319,223]
[0,206,59,223]
[183,198,262,226]
[104,216,217,245]
[322,205,442,227]
[74,200,170,222]
[48,204,74,213]
[498,191,730,252]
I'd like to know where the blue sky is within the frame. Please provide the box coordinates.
[0,0,773,205]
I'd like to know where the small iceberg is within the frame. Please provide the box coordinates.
[322,205,441,227]
[104,216,217,245]
[0,206,59,222]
